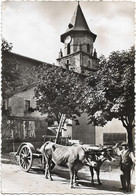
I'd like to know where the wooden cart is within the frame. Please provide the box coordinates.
[15,142,43,172]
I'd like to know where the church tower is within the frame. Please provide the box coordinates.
[57,2,98,75]
[57,2,97,144]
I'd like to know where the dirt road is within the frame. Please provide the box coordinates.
[1,162,135,194]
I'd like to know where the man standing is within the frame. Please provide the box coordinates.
[115,142,135,192]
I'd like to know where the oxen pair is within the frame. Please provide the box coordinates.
[39,141,115,188]
[83,145,115,185]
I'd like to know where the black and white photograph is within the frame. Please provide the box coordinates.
[1,1,135,194]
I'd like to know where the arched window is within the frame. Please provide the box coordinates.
[88,61,90,67]
[87,44,90,53]
[66,60,70,70]
[67,43,70,55]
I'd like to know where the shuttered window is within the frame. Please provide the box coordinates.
[25,100,30,111]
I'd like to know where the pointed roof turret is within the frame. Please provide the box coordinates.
[61,3,96,43]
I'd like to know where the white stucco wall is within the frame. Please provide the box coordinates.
[62,125,72,138]
[95,118,127,145]
[8,87,47,119]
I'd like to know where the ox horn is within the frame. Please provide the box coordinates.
[112,142,121,149]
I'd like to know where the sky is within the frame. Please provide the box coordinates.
[2,1,135,64]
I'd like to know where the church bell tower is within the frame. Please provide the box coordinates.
[57,2,98,75]
[57,2,97,144]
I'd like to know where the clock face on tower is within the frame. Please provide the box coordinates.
[65,36,72,44]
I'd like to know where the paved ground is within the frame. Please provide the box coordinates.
[1,154,135,194]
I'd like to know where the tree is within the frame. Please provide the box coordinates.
[2,39,20,98]
[34,64,86,143]
[2,38,13,52]
[85,47,135,150]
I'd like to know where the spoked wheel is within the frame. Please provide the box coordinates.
[19,145,33,172]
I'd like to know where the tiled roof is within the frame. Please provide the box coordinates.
[61,3,96,42]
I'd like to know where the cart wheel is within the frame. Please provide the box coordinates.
[19,145,33,172]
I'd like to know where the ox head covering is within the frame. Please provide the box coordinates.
[121,142,129,146]
[106,147,112,151]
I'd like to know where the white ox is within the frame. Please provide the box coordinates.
[39,141,97,188]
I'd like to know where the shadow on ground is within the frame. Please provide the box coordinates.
[2,153,135,194]
[29,166,135,193]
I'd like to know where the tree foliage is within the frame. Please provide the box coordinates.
[34,64,86,125]
[85,47,135,149]
[2,38,13,52]
[34,46,134,148]
[2,39,20,98]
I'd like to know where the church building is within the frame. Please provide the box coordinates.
[56,3,98,144]
[2,2,127,151]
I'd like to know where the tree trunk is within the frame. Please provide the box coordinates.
[126,127,134,151]
[121,119,134,152]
